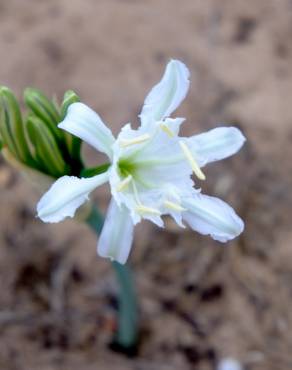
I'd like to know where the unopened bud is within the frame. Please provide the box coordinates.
[60,90,82,162]
[2,147,54,192]
[0,87,32,164]
[61,90,80,119]
[24,88,63,142]
[26,116,69,178]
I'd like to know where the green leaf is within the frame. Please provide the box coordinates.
[26,116,69,178]
[24,88,63,142]
[0,87,32,163]
[80,163,111,178]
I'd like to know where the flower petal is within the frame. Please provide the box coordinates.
[37,172,109,223]
[97,199,134,264]
[159,117,185,137]
[182,193,244,242]
[184,127,246,167]
[58,102,115,159]
[140,60,190,124]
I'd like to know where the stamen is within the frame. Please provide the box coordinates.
[131,180,141,205]
[120,134,151,147]
[135,205,161,216]
[164,200,186,212]
[130,176,161,216]
[160,123,174,137]
[179,141,206,181]
[116,175,132,192]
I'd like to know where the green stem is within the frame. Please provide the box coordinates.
[85,205,138,348]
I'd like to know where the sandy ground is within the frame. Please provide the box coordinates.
[1,0,292,369]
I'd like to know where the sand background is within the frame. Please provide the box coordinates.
[1,1,292,369]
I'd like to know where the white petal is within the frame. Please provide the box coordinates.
[169,211,185,228]
[184,127,246,167]
[159,117,185,137]
[37,172,109,223]
[58,102,115,159]
[182,193,244,242]
[140,60,190,124]
[97,199,134,264]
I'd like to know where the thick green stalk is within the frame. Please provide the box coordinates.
[110,261,138,347]
[85,205,138,348]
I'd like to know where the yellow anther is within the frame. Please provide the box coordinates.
[179,141,206,181]
[135,205,161,216]
[116,175,132,192]
[120,134,151,148]
[164,200,186,212]
[160,123,175,138]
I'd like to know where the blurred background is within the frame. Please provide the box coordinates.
[1,0,292,369]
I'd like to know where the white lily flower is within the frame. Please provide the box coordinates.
[37,60,246,264]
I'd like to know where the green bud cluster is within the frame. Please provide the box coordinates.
[0,87,83,178]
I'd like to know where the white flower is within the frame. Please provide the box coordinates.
[37,60,246,264]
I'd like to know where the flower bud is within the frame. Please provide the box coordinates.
[24,88,63,142]
[26,115,69,178]
[2,147,54,192]
[60,90,82,161]
[0,87,32,164]
[61,90,80,119]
